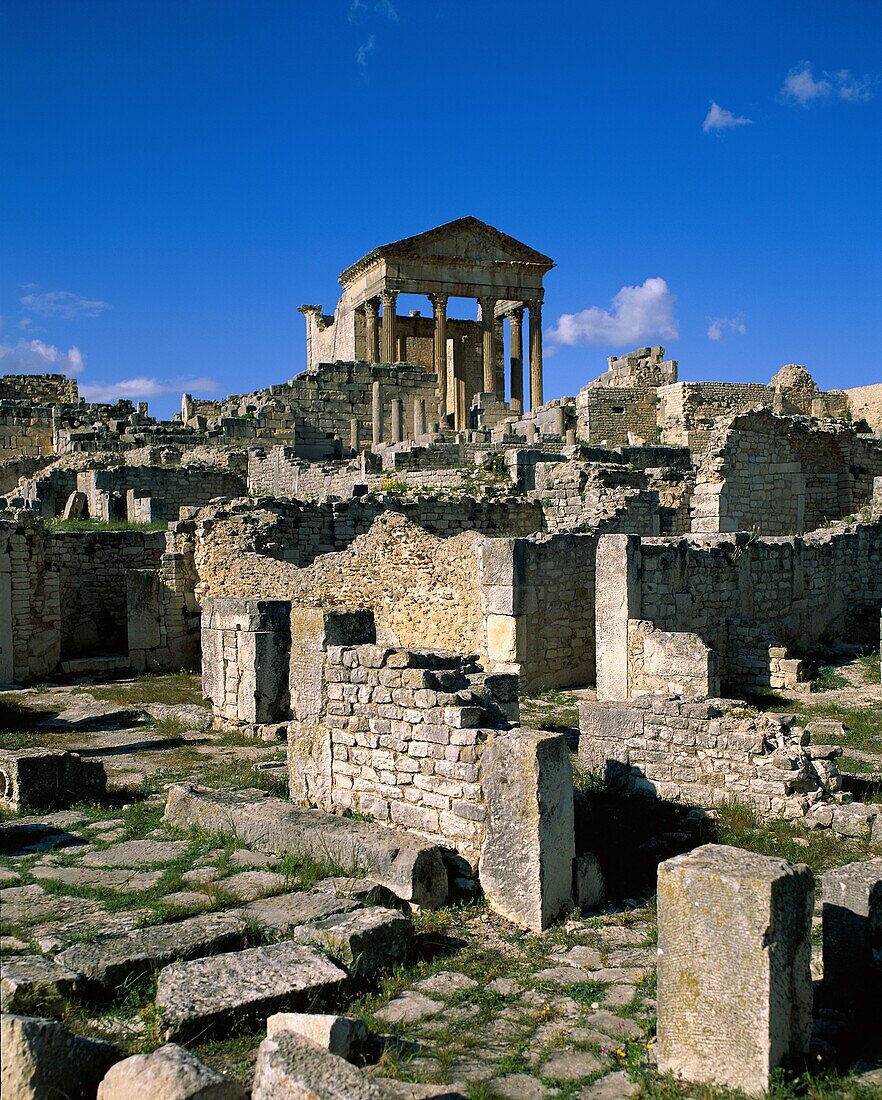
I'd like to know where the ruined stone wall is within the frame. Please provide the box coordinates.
[77,464,247,522]
[846,383,882,432]
[597,522,882,694]
[192,361,439,449]
[657,382,773,449]
[579,697,843,819]
[0,456,54,496]
[318,644,518,865]
[575,386,658,447]
[0,404,56,460]
[532,461,662,534]
[47,527,166,658]
[691,410,882,535]
[0,508,60,683]
[0,374,79,403]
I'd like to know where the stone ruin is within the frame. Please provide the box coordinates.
[1,217,881,1097]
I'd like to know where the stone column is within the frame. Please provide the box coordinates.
[428,293,448,420]
[413,398,426,439]
[380,290,398,364]
[372,381,382,446]
[508,308,524,414]
[391,398,403,443]
[349,418,360,454]
[494,314,505,398]
[527,299,544,410]
[363,298,380,364]
[657,844,813,1096]
[479,296,497,394]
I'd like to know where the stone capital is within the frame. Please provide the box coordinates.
[427,292,449,314]
[380,289,398,308]
[363,297,380,316]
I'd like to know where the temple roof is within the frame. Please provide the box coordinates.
[339,216,555,286]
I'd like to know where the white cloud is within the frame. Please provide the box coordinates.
[707,315,747,341]
[781,62,874,106]
[19,289,111,320]
[547,278,679,347]
[78,376,219,404]
[356,34,375,76]
[0,339,85,375]
[376,0,398,20]
[702,102,752,133]
[348,0,368,22]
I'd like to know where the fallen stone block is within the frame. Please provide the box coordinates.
[479,730,575,932]
[0,749,106,812]
[55,910,247,992]
[821,857,882,1028]
[164,785,448,907]
[97,1042,245,1100]
[241,890,360,932]
[573,851,606,911]
[1,1012,119,1099]
[266,1012,367,1059]
[657,843,813,1097]
[61,490,87,521]
[252,1030,390,1099]
[144,703,213,731]
[156,941,347,1042]
[0,954,80,1015]
[290,906,413,978]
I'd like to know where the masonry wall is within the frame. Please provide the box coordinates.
[846,383,882,432]
[77,464,247,522]
[48,527,166,657]
[579,696,843,820]
[0,509,60,683]
[596,522,882,694]
[576,386,658,447]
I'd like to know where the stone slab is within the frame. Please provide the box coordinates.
[156,941,347,1041]
[290,906,413,978]
[55,910,247,990]
[0,954,80,1014]
[81,839,189,867]
[164,785,448,906]
[266,1011,367,1059]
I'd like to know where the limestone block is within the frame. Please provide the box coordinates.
[657,844,813,1096]
[595,534,641,701]
[290,906,412,978]
[97,1043,245,1099]
[252,1030,390,1099]
[0,748,106,812]
[0,954,80,1015]
[156,941,347,1042]
[1,1013,120,1100]
[479,730,575,932]
[573,852,606,911]
[821,857,882,1018]
[266,1012,366,1059]
[61,491,86,520]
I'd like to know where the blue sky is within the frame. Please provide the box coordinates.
[1,0,880,419]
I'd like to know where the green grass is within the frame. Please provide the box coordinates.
[857,651,881,684]
[73,672,204,707]
[521,689,580,732]
[46,518,168,533]
[811,665,850,692]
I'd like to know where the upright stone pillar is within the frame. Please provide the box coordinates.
[413,398,426,439]
[493,313,505,398]
[595,533,641,701]
[480,729,575,932]
[380,290,398,364]
[391,399,403,443]
[508,308,524,414]
[372,381,383,447]
[528,299,544,410]
[201,599,292,730]
[821,857,882,1025]
[479,296,497,394]
[657,844,813,1097]
[428,292,448,421]
[349,418,360,454]
[363,298,380,364]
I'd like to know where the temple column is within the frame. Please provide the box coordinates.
[428,293,448,421]
[527,298,544,410]
[479,296,497,393]
[372,381,383,446]
[380,290,398,364]
[494,314,505,398]
[508,307,524,414]
[391,398,403,443]
[364,298,380,364]
[414,398,427,439]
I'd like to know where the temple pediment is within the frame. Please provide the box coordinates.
[340,217,554,285]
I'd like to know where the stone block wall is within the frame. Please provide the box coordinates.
[575,385,658,447]
[49,527,166,658]
[77,464,247,523]
[579,696,844,819]
[0,373,79,404]
[0,508,60,683]
[595,522,882,695]
[127,552,201,673]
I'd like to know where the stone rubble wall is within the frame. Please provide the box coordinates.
[76,464,247,523]
[0,508,61,682]
[579,696,845,819]
[845,382,882,432]
[0,373,80,404]
[127,552,201,673]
